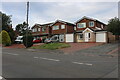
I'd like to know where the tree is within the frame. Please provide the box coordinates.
[23,33,33,48]
[1,12,15,43]
[1,12,11,31]
[107,17,120,35]
[15,22,28,36]
[0,30,11,46]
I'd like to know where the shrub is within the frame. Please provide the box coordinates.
[23,34,33,48]
[1,30,11,46]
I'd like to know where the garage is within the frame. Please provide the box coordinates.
[66,34,74,42]
[96,32,106,42]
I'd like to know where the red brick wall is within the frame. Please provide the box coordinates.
[51,22,74,34]
[76,18,96,31]
[66,25,74,33]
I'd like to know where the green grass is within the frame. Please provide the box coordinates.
[31,43,70,50]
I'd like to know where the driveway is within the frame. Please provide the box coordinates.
[60,43,104,54]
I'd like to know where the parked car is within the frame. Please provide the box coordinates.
[44,35,59,43]
[15,36,23,44]
[33,38,42,43]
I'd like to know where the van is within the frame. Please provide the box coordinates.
[15,36,23,44]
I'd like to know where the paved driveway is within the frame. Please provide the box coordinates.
[60,43,104,54]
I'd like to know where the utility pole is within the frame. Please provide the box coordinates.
[26,1,29,48]
[26,1,29,30]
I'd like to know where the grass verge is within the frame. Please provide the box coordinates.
[31,43,70,50]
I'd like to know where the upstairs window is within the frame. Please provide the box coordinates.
[61,25,65,29]
[101,24,104,29]
[34,28,37,32]
[38,28,41,31]
[32,28,37,32]
[53,25,59,30]
[32,29,35,32]
[74,27,76,30]
[77,23,86,28]
[42,27,46,32]
[89,21,94,27]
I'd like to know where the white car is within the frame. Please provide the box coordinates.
[44,35,59,43]
[15,36,23,43]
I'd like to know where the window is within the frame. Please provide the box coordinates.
[38,28,41,31]
[61,25,65,29]
[32,28,37,32]
[88,33,90,38]
[74,27,76,30]
[32,29,34,32]
[53,25,59,30]
[79,33,83,39]
[101,25,104,29]
[42,27,46,32]
[77,23,86,28]
[89,21,94,27]
[34,28,37,32]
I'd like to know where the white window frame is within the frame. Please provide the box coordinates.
[38,28,41,31]
[77,23,86,28]
[34,28,37,32]
[32,29,35,32]
[61,25,65,29]
[88,33,91,38]
[89,21,94,27]
[53,25,59,30]
[101,24,104,29]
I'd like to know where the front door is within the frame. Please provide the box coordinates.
[85,32,89,42]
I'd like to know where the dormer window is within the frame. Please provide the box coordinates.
[32,28,37,32]
[61,25,65,29]
[38,28,41,31]
[77,23,86,28]
[42,27,46,32]
[89,21,94,27]
[53,25,59,30]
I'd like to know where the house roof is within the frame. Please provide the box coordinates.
[88,28,107,32]
[51,20,75,26]
[40,22,54,27]
[31,22,54,29]
[75,16,106,25]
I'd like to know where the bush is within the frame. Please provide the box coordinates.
[23,34,33,48]
[1,30,11,46]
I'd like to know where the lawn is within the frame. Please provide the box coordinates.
[31,43,70,50]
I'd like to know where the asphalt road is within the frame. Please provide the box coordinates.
[2,44,118,78]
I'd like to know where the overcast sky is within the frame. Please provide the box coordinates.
[1,2,118,29]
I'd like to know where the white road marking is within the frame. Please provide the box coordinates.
[84,63,93,66]
[72,62,84,64]
[39,57,60,62]
[5,52,19,56]
[72,62,93,66]
[0,76,3,79]
[33,57,39,58]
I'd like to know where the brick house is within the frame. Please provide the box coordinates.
[51,20,75,42]
[31,16,116,43]
[74,16,115,43]
[31,23,53,40]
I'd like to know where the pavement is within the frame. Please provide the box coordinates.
[60,42,104,54]
[1,42,118,78]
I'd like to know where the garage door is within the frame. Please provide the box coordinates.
[96,32,106,42]
[66,34,74,42]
